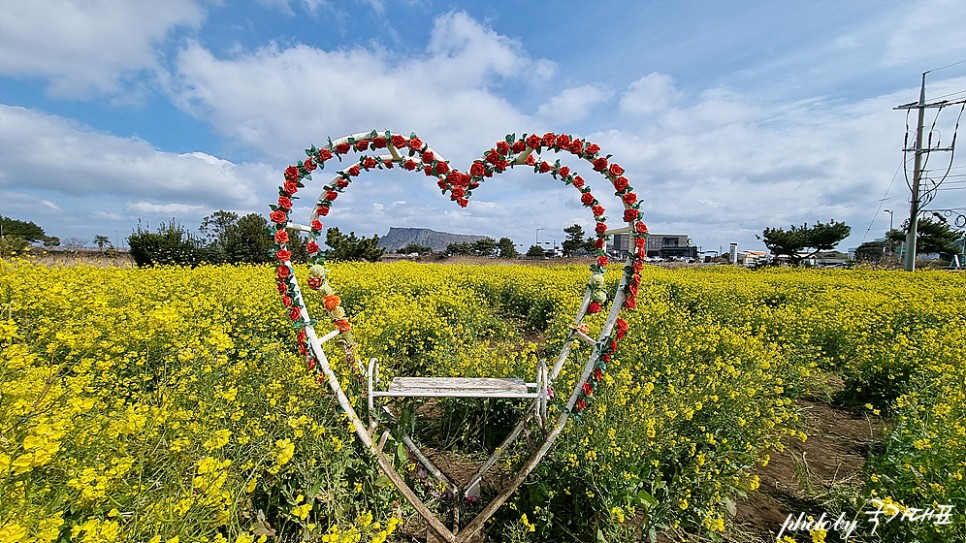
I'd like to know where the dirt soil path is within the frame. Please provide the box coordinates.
[731,399,883,542]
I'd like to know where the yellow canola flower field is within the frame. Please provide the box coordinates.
[1,259,963,543]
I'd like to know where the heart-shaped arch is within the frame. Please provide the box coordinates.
[268,130,648,542]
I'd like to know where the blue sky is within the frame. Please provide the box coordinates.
[1,0,964,255]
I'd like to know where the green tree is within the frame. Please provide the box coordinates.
[887,218,963,259]
[43,236,60,248]
[398,244,432,255]
[561,224,585,256]
[526,244,546,257]
[325,227,384,262]
[447,242,473,256]
[93,235,112,251]
[758,220,851,266]
[497,237,517,258]
[0,216,45,243]
[472,237,497,256]
[128,220,204,267]
[234,213,273,263]
[854,240,889,266]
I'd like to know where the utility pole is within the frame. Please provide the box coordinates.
[894,73,966,271]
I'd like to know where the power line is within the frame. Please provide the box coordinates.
[927,58,966,73]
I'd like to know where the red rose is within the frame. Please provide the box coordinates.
[437,179,448,190]
[580,192,594,205]
[582,382,594,396]
[622,192,637,205]
[319,206,330,216]
[326,190,338,201]
[558,166,570,178]
[486,150,500,165]
[569,139,584,155]
[573,176,585,188]
[633,260,644,273]
[404,160,417,171]
[318,148,333,161]
[275,249,291,262]
[451,186,465,200]
[595,222,608,234]
[277,281,287,294]
[609,340,618,352]
[458,199,468,208]
[539,161,551,173]
[391,134,407,148]
[636,222,648,234]
[542,132,556,147]
[635,237,646,248]
[587,301,601,314]
[277,196,292,211]
[282,295,292,307]
[470,161,486,177]
[585,143,601,155]
[593,367,603,381]
[575,398,586,412]
[632,273,641,286]
[301,158,315,173]
[336,178,349,189]
[421,151,435,163]
[609,163,624,177]
[628,283,639,297]
[307,276,323,290]
[595,238,606,249]
[276,265,290,280]
[435,161,450,175]
[597,255,609,267]
[306,241,320,254]
[408,136,423,152]
[383,160,393,168]
[469,181,479,189]
[496,141,510,155]
[372,137,387,148]
[623,209,639,222]
[355,139,369,151]
[335,142,350,154]
[285,165,299,180]
[525,155,536,166]
[307,358,317,370]
[274,230,289,244]
[511,139,526,153]
[555,134,571,148]
[592,157,608,172]
[269,210,287,224]
[283,180,299,195]
[616,317,629,333]
[624,296,637,310]
[602,353,611,363]
[591,205,604,217]
[423,165,433,176]
[363,157,377,169]
[347,165,361,177]
[614,177,629,192]
[526,133,542,150]
[288,306,302,321]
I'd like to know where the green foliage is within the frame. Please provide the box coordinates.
[93,235,112,250]
[497,237,518,258]
[324,227,384,262]
[128,220,205,267]
[397,244,432,255]
[887,217,964,258]
[855,240,888,264]
[526,244,545,257]
[472,237,497,256]
[561,224,585,256]
[0,216,45,242]
[759,219,851,265]
[198,211,273,264]
[447,242,473,255]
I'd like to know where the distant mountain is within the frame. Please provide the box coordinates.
[378,227,486,252]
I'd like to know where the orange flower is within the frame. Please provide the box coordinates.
[323,295,341,311]
[334,319,351,333]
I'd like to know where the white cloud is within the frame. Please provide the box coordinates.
[0,0,204,98]
[38,199,62,211]
[127,201,209,216]
[619,73,681,117]
[537,85,613,124]
[0,105,272,211]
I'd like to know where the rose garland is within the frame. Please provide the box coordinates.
[268,130,649,416]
